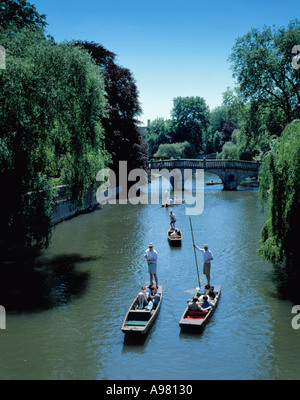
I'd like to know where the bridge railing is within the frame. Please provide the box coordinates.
[149,158,260,171]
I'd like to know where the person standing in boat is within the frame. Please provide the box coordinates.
[169,211,176,229]
[193,243,213,286]
[145,243,158,287]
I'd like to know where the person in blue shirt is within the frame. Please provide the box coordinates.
[201,295,213,309]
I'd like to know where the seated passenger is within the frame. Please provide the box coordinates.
[137,286,148,308]
[149,285,161,306]
[188,296,202,311]
[146,285,153,297]
[201,295,213,309]
[205,285,216,300]
[144,299,154,311]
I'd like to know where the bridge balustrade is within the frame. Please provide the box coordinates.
[149,159,260,171]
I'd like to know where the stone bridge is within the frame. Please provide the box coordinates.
[149,158,260,190]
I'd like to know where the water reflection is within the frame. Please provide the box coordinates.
[0,254,92,312]
[271,263,300,304]
[122,333,148,352]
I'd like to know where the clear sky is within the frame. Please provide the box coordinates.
[32,0,299,125]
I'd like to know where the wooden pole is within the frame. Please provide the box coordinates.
[189,216,201,289]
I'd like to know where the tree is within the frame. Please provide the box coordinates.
[217,95,288,161]
[219,120,239,148]
[208,106,227,137]
[75,41,148,174]
[221,87,246,123]
[258,120,300,271]
[154,141,195,159]
[0,28,109,251]
[229,20,300,123]
[208,98,242,154]
[145,118,173,158]
[171,96,210,154]
[0,0,47,29]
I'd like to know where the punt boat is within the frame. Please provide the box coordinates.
[179,285,221,330]
[206,181,222,185]
[167,228,182,245]
[161,199,185,207]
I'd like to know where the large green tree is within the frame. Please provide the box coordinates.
[0,27,109,251]
[229,20,300,123]
[145,118,173,158]
[75,41,148,174]
[171,96,210,154]
[0,0,46,29]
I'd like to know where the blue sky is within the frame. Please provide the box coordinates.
[32,0,299,125]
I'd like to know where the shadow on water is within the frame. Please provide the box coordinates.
[122,333,150,354]
[0,253,95,313]
[179,327,205,338]
[272,263,300,304]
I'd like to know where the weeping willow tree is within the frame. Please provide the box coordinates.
[258,120,300,275]
[0,27,109,252]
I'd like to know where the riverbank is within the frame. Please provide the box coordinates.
[52,186,99,225]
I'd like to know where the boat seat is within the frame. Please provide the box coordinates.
[126,320,148,326]
[186,310,208,318]
[128,310,151,321]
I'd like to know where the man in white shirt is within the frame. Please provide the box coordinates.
[145,243,158,287]
[169,211,176,229]
[193,243,213,286]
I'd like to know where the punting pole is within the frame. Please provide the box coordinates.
[189,216,201,289]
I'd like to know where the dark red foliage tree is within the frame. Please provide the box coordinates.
[219,120,239,147]
[75,41,148,174]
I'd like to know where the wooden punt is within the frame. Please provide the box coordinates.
[206,181,222,185]
[167,228,182,245]
[121,285,162,335]
[179,285,221,330]
[162,199,185,207]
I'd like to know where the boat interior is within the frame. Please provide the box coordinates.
[184,288,219,320]
[168,228,182,238]
[125,297,160,326]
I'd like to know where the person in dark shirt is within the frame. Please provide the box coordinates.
[188,296,202,311]
[205,285,216,300]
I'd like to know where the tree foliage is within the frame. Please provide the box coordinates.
[258,120,300,269]
[0,0,47,30]
[154,141,195,159]
[171,96,210,154]
[0,27,109,250]
[145,118,173,158]
[229,20,300,123]
[75,41,148,173]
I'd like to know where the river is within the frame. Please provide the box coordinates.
[0,172,299,380]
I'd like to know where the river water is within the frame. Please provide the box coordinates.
[0,172,299,380]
